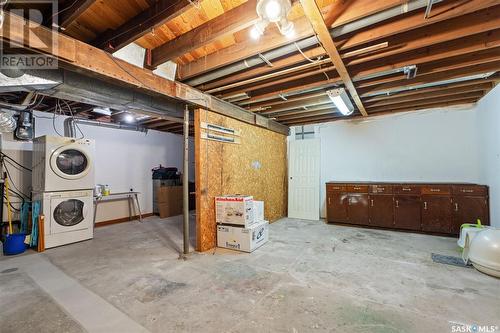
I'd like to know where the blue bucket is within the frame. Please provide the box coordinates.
[3,233,27,255]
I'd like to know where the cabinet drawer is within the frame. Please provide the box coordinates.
[394,185,421,195]
[421,185,451,195]
[347,185,369,193]
[327,184,346,192]
[452,185,488,196]
[370,185,393,194]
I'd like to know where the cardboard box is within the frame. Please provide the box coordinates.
[253,201,264,222]
[215,195,254,226]
[156,186,183,217]
[156,186,182,204]
[158,202,183,218]
[217,220,269,252]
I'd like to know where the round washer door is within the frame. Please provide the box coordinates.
[50,144,92,180]
[53,199,88,227]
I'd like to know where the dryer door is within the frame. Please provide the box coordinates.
[50,144,92,180]
[51,195,92,234]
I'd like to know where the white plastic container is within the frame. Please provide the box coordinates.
[464,228,500,278]
[215,195,254,226]
[217,220,269,252]
[457,226,484,249]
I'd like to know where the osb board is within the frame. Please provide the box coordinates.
[195,109,287,251]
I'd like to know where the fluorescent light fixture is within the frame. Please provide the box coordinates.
[92,107,112,116]
[326,88,354,116]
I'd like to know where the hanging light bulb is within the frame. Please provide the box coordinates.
[265,0,282,22]
[250,26,261,40]
[250,20,268,40]
[255,0,293,37]
[123,113,135,123]
[279,19,295,38]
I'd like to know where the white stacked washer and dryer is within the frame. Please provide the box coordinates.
[32,136,95,248]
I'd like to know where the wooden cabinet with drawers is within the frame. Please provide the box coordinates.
[326,182,489,235]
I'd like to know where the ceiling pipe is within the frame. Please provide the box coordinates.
[237,64,417,106]
[64,117,148,138]
[184,0,439,87]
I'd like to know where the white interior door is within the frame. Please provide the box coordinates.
[288,139,320,220]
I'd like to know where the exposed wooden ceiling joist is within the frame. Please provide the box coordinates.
[363,80,495,103]
[199,46,326,90]
[300,0,367,116]
[58,0,96,29]
[151,0,259,67]
[92,0,192,52]
[359,62,500,95]
[177,0,411,80]
[281,98,480,126]
[364,84,493,108]
[179,1,499,81]
[336,0,498,51]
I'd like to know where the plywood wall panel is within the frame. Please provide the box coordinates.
[195,109,287,251]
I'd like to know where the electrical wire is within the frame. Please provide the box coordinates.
[294,42,323,64]
[0,152,31,172]
[3,163,30,199]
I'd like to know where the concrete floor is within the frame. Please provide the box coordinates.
[1,215,499,333]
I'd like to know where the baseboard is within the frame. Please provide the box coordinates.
[95,213,154,228]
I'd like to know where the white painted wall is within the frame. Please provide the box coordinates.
[295,106,484,218]
[1,111,194,223]
[477,84,500,227]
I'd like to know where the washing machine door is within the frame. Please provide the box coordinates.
[50,144,92,180]
[51,196,91,234]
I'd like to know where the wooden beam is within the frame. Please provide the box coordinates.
[199,46,326,90]
[346,7,500,66]
[356,48,500,88]
[179,0,499,80]
[92,0,192,52]
[300,0,367,116]
[359,62,500,95]
[151,0,259,67]
[0,11,288,135]
[336,0,499,51]
[177,15,315,80]
[281,98,479,125]
[177,0,406,80]
[348,30,500,78]
[366,94,484,113]
[58,0,96,29]
[363,81,495,103]
[219,65,336,99]
[215,26,500,102]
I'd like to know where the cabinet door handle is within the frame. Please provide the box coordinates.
[395,200,399,208]
[328,197,331,205]
[424,202,428,210]
[371,199,374,207]
[455,203,459,211]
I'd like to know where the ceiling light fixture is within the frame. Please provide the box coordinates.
[326,88,355,116]
[123,113,135,123]
[251,0,294,40]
